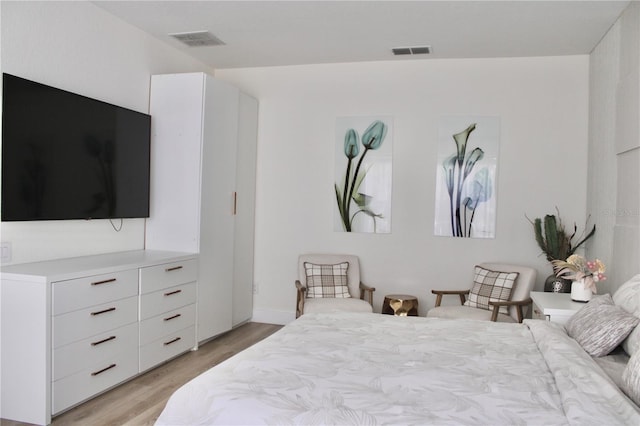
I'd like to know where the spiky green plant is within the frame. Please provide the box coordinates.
[529,209,596,268]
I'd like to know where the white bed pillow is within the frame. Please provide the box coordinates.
[565,294,640,357]
[464,266,518,314]
[622,349,640,406]
[304,262,351,298]
[612,274,640,355]
[594,349,629,390]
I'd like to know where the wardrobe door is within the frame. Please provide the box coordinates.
[232,92,258,326]
[198,76,239,340]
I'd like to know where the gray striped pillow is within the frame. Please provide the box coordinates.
[565,294,640,357]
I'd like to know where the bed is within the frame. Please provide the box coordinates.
[156,306,640,425]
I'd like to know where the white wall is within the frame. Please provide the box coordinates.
[0,1,213,265]
[0,2,595,325]
[588,2,640,292]
[217,56,590,323]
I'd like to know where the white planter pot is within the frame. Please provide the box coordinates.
[571,279,592,302]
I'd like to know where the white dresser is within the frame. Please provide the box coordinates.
[51,269,140,414]
[138,259,198,372]
[0,250,198,425]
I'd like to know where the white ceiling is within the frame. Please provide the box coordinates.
[93,0,630,69]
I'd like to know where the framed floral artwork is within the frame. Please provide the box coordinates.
[334,116,393,233]
[434,116,499,238]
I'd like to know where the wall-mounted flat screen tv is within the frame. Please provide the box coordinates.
[1,73,151,221]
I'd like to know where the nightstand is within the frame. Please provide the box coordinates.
[382,294,419,316]
[530,291,585,325]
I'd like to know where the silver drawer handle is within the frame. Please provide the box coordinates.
[164,289,182,297]
[91,307,116,316]
[91,363,116,376]
[164,337,181,346]
[91,336,116,346]
[91,278,117,286]
[164,314,182,321]
[165,266,183,272]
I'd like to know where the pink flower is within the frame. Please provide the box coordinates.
[552,255,607,293]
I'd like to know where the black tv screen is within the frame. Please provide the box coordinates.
[1,73,151,221]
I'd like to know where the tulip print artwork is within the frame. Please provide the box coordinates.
[335,117,392,233]
[434,116,498,238]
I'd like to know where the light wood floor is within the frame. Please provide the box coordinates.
[1,322,283,426]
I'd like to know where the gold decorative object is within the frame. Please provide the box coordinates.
[382,294,419,316]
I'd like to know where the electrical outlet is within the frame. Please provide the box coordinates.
[1,242,12,263]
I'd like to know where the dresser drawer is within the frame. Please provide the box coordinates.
[53,296,138,348]
[140,304,196,346]
[52,348,139,415]
[139,325,196,372]
[139,259,197,294]
[139,282,196,320]
[53,322,138,381]
[53,269,138,316]
[532,302,549,321]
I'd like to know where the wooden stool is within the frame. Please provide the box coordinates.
[382,294,419,316]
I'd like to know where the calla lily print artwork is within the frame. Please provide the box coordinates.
[434,116,498,238]
[335,117,393,233]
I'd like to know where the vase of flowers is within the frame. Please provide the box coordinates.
[570,279,592,302]
[552,255,606,302]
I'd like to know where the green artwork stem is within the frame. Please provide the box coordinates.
[342,158,353,230]
[345,146,370,230]
[468,207,477,237]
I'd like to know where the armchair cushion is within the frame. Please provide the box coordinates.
[464,266,519,314]
[303,298,372,315]
[303,262,351,298]
[427,305,516,323]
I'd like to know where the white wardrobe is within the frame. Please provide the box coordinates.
[146,72,258,342]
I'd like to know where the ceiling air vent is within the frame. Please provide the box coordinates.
[392,46,431,56]
[169,31,225,47]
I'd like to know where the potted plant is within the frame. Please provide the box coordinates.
[528,209,596,292]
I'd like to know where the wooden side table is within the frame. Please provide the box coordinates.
[382,294,419,316]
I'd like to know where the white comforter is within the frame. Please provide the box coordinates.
[156,313,640,425]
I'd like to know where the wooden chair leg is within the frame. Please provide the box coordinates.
[516,306,523,323]
[435,294,443,307]
[490,306,500,322]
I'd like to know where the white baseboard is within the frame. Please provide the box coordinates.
[251,308,296,325]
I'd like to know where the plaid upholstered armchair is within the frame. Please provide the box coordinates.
[427,263,537,323]
[295,254,375,318]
